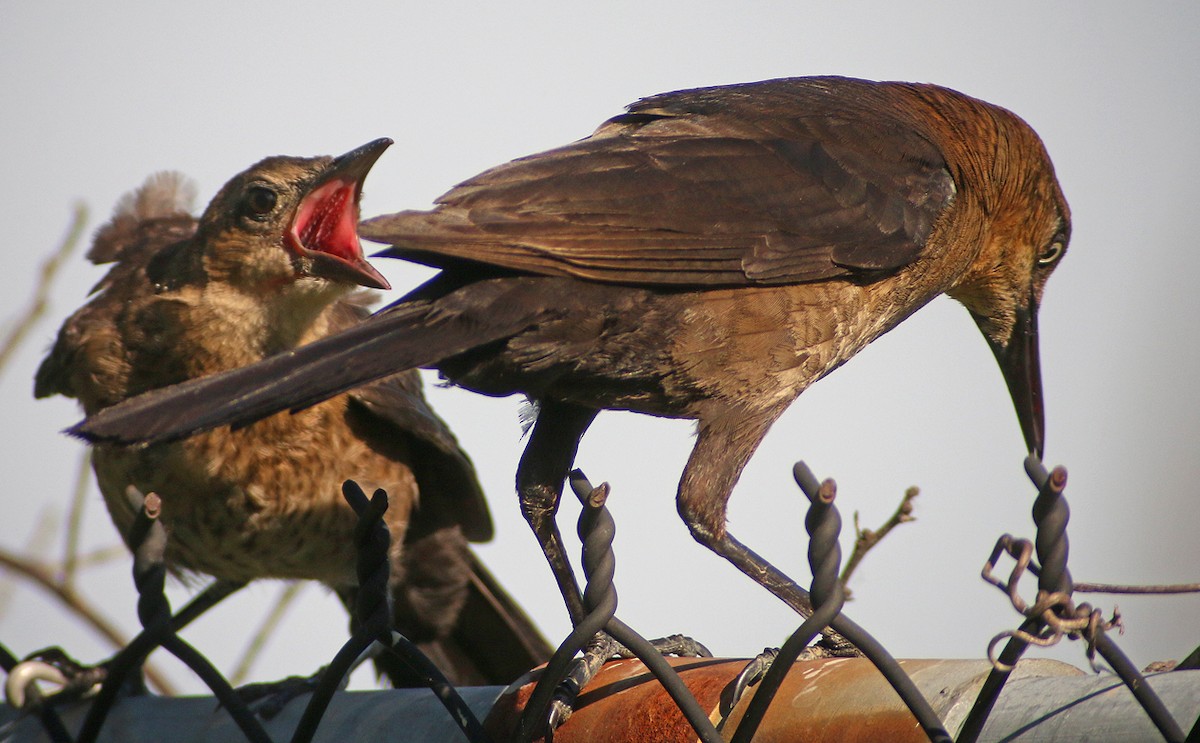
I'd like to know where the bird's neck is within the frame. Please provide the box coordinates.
[193,280,346,368]
[901,84,1049,219]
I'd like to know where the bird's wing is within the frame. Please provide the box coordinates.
[329,300,494,543]
[365,76,956,287]
[71,278,551,444]
[348,380,493,542]
[34,174,198,403]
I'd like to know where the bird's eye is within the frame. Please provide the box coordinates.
[1037,241,1064,267]
[243,186,278,217]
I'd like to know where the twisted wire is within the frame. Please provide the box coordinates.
[730,466,846,743]
[76,489,271,743]
[292,480,488,743]
[515,471,721,743]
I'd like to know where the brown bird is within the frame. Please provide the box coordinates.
[36,141,551,686]
[73,77,1070,628]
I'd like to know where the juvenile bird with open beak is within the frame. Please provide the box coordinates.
[36,140,550,686]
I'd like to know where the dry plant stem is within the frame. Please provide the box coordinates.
[66,545,129,570]
[229,581,305,685]
[62,450,93,588]
[1074,582,1200,595]
[0,508,60,618]
[0,546,177,695]
[0,203,87,375]
[839,486,919,595]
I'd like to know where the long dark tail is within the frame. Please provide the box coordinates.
[344,550,552,687]
[413,551,552,686]
[70,287,542,446]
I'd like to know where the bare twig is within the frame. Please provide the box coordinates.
[0,202,88,375]
[62,450,94,588]
[0,507,60,618]
[839,486,919,598]
[65,545,129,570]
[229,581,306,685]
[1074,582,1200,594]
[0,546,177,695]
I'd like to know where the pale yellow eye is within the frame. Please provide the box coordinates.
[1037,241,1063,267]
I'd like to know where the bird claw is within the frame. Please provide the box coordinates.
[543,633,714,734]
[546,696,574,737]
[719,640,835,718]
[235,667,329,719]
[721,647,780,717]
[640,634,713,659]
[815,633,862,658]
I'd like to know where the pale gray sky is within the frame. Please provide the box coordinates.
[2,3,1198,693]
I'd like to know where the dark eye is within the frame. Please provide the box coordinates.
[1037,241,1064,267]
[243,186,278,217]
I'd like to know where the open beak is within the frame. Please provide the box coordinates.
[287,138,393,290]
[980,294,1045,459]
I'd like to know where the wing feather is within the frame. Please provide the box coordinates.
[366,76,955,287]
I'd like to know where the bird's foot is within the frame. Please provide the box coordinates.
[720,647,779,716]
[816,631,862,658]
[4,647,127,710]
[632,634,713,660]
[236,666,331,719]
[546,633,713,730]
[719,641,836,715]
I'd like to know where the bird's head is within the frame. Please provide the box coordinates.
[197,138,393,296]
[943,110,1070,460]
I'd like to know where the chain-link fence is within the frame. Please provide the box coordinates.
[3,456,1199,742]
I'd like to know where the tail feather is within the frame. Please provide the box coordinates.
[70,292,541,446]
[360,551,552,687]
[447,551,553,682]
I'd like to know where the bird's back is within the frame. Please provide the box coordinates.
[35,172,199,411]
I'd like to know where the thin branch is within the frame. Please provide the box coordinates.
[0,546,125,648]
[839,486,919,598]
[1074,582,1200,595]
[229,581,306,685]
[0,202,88,375]
[0,546,177,695]
[62,449,94,588]
[0,507,60,618]
[66,545,129,570]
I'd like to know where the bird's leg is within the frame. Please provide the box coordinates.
[539,468,714,733]
[236,669,332,719]
[677,412,855,653]
[516,400,598,625]
[546,633,714,729]
[705,531,856,654]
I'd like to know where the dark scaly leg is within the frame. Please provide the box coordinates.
[521,457,712,737]
[516,399,598,625]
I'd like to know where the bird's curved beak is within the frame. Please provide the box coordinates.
[980,294,1045,459]
[288,138,393,290]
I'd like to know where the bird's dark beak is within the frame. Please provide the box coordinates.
[980,295,1045,459]
[288,138,393,290]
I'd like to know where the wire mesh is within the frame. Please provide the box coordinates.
[2,455,1198,742]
